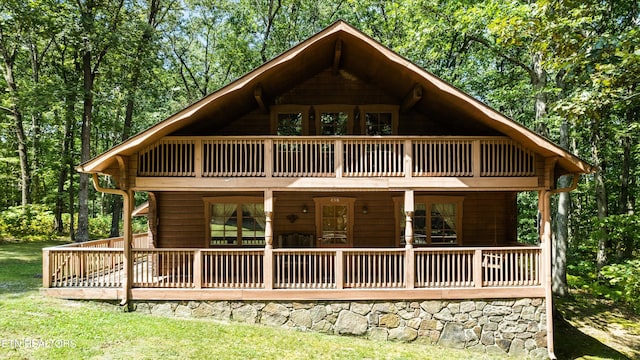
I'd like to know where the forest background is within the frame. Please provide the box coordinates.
[0,0,638,311]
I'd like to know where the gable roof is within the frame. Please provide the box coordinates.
[78,20,593,176]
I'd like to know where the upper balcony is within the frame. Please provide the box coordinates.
[132,136,541,190]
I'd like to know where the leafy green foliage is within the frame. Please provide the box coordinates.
[601,260,640,312]
[591,214,640,260]
[0,205,57,241]
[0,206,147,241]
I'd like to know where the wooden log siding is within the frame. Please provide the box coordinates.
[136,136,536,179]
[44,246,541,292]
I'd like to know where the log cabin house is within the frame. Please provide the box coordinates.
[43,21,592,358]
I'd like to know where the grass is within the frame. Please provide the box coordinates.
[0,240,505,360]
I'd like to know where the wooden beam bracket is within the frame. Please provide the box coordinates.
[332,39,343,74]
[254,86,268,113]
[401,84,423,113]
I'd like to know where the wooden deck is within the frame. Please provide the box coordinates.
[42,235,545,301]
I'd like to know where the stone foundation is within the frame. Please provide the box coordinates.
[133,298,548,358]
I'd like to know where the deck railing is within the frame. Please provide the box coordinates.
[137,136,536,178]
[43,242,541,293]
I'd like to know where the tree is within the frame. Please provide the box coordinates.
[0,0,32,207]
[75,0,126,242]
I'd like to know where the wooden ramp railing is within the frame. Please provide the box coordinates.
[43,244,541,293]
[137,136,536,179]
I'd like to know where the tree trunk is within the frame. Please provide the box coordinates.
[553,120,571,296]
[591,118,609,273]
[531,52,549,138]
[76,42,94,242]
[617,105,635,260]
[55,91,76,234]
[0,41,31,206]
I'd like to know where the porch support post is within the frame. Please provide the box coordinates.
[42,248,51,288]
[264,190,274,290]
[335,139,343,178]
[335,249,344,289]
[193,250,202,289]
[404,190,414,248]
[264,189,274,249]
[540,189,556,359]
[473,140,481,177]
[123,189,133,305]
[264,248,273,290]
[404,139,413,179]
[473,249,483,288]
[405,247,414,289]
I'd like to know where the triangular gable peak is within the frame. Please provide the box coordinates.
[79,20,592,177]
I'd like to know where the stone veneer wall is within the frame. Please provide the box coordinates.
[133,298,548,359]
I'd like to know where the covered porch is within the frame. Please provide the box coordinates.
[42,234,543,301]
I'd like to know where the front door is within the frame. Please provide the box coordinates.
[314,197,355,247]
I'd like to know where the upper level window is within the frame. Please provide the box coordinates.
[270,105,397,136]
[395,196,463,246]
[271,105,308,135]
[360,105,398,135]
[277,113,302,135]
[204,197,265,247]
[365,112,393,135]
[320,112,348,135]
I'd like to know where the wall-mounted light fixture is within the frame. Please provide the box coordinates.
[362,205,368,214]
[302,204,308,213]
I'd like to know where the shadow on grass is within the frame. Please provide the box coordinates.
[554,315,632,360]
[0,240,68,295]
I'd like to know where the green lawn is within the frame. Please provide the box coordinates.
[0,240,636,359]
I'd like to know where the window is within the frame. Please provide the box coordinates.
[204,197,265,246]
[270,105,308,135]
[319,112,348,135]
[360,105,398,135]
[314,105,353,135]
[365,112,393,135]
[314,197,355,247]
[277,113,302,135]
[395,196,463,246]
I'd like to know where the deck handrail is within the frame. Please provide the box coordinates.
[137,136,536,179]
[43,245,542,292]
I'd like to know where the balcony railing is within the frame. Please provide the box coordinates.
[43,236,542,297]
[137,136,536,178]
